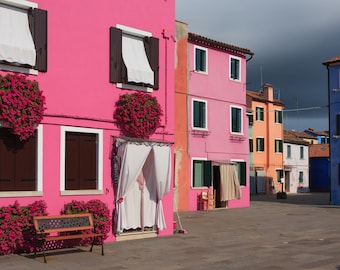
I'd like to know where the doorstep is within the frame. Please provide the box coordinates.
[115,230,157,242]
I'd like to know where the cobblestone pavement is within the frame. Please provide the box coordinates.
[2,193,340,270]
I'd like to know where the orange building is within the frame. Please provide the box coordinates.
[174,21,190,210]
[247,84,284,194]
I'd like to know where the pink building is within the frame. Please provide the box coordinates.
[0,0,175,242]
[186,32,253,210]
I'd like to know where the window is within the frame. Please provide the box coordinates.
[256,137,264,152]
[0,126,42,194]
[231,106,242,134]
[287,145,291,158]
[275,110,283,124]
[299,171,304,183]
[193,99,207,129]
[0,1,47,72]
[60,127,103,194]
[230,56,240,80]
[337,114,340,135]
[194,46,207,73]
[110,25,159,90]
[300,146,304,159]
[275,139,283,153]
[234,161,246,186]
[276,169,283,181]
[192,159,212,187]
[256,107,264,121]
[249,139,253,152]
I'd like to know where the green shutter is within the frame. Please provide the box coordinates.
[203,161,212,186]
[239,162,246,186]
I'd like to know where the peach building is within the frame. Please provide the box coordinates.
[247,84,284,194]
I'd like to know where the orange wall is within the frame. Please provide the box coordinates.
[174,22,189,210]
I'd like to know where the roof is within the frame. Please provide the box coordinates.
[323,56,340,66]
[283,130,311,146]
[309,144,329,158]
[246,90,284,106]
[304,128,329,137]
[188,32,253,57]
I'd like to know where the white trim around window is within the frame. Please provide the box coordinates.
[229,55,241,81]
[230,105,243,135]
[194,45,208,74]
[60,126,103,196]
[192,98,208,130]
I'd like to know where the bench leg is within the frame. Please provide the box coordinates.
[101,244,104,256]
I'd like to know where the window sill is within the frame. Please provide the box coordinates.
[61,190,103,196]
[0,191,43,198]
[0,63,38,75]
[191,129,210,137]
[116,83,153,93]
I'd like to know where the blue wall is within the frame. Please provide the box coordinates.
[309,157,330,192]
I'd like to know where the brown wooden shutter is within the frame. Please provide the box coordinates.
[65,133,79,190]
[0,129,15,191]
[29,8,48,72]
[144,37,159,90]
[110,27,126,83]
[79,134,97,189]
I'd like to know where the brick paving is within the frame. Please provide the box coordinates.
[1,193,340,270]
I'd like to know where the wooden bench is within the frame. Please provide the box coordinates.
[33,213,105,263]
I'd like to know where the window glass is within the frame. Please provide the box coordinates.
[249,139,253,152]
[256,107,264,121]
[300,146,304,159]
[235,162,246,186]
[195,47,207,72]
[299,171,304,183]
[275,139,283,153]
[275,110,283,123]
[256,137,264,151]
[231,107,242,133]
[230,57,240,80]
[193,100,207,129]
[193,160,212,187]
[287,145,291,158]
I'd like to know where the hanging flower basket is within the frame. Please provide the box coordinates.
[114,92,163,139]
[0,73,46,141]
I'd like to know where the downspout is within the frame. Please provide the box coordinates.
[161,29,176,131]
[326,64,331,204]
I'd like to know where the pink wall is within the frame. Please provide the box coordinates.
[0,0,175,240]
[188,42,250,210]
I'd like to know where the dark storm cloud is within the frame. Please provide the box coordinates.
[176,0,340,131]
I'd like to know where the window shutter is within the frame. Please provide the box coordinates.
[239,162,246,186]
[193,101,200,127]
[110,27,127,83]
[144,37,159,90]
[203,161,212,186]
[28,8,48,72]
[235,59,239,79]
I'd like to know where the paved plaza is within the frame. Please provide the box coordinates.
[1,193,340,269]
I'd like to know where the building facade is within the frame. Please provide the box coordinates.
[247,84,284,194]
[0,0,175,241]
[175,27,254,210]
[323,57,340,204]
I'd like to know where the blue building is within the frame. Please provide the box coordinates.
[304,128,329,144]
[323,57,340,204]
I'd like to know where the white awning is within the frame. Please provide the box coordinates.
[122,33,154,85]
[0,4,36,66]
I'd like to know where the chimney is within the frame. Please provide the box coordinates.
[262,83,274,101]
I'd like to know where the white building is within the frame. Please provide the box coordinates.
[283,130,310,193]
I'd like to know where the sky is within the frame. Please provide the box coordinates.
[176,0,340,132]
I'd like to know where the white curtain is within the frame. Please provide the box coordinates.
[115,142,152,233]
[220,164,241,201]
[122,34,154,85]
[115,141,171,233]
[153,145,171,231]
[0,4,36,66]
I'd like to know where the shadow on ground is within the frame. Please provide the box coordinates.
[250,192,331,206]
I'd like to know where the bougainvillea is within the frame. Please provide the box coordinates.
[0,73,46,141]
[114,92,163,139]
[63,199,111,245]
[0,200,47,255]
